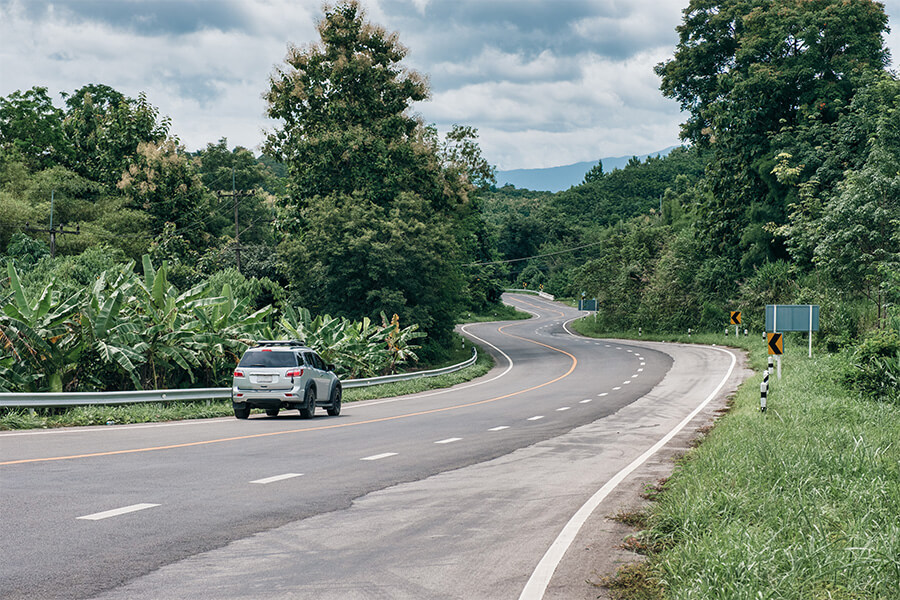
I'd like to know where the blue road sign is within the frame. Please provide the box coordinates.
[765,305,819,332]
[579,299,598,311]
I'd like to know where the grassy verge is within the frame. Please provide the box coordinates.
[573,319,900,599]
[457,303,531,323]
[0,337,495,430]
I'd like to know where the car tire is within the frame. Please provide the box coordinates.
[265,408,280,417]
[299,386,316,419]
[326,386,342,416]
[234,406,250,419]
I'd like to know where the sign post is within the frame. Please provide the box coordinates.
[766,304,821,377]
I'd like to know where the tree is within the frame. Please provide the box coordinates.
[194,138,277,246]
[63,84,171,187]
[0,87,70,170]
[117,140,213,249]
[656,0,890,269]
[264,1,474,351]
[815,88,900,327]
[583,160,604,184]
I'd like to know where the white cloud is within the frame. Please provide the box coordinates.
[1,0,899,169]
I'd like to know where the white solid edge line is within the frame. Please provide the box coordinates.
[251,473,303,485]
[517,346,737,600]
[343,321,518,410]
[78,503,160,521]
[360,452,398,461]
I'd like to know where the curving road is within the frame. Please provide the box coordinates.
[0,294,747,599]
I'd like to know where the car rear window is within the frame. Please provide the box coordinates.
[238,351,298,368]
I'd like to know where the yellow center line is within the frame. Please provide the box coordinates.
[1,319,578,466]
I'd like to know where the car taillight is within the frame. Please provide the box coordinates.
[233,370,244,377]
[286,369,303,378]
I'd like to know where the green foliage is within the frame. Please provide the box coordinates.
[265,1,480,353]
[657,0,891,272]
[117,140,213,245]
[0,87,69,170]
[0,251,432,392]
[843,329,900,403]
[63,84,171,187]
[3,233,49,268]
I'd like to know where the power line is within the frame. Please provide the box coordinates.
[216,167,257,272]
[465,240,605,267]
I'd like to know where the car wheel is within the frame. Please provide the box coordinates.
[234,406,250,419]
[326,386,342,416]
[299,386,316,419]
[266,408,280,417]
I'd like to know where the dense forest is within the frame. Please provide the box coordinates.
[1,0,898,399]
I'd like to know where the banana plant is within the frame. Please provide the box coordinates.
[0,262,82,391]
[379,312,426,374]
[190,283,274,379]
[129,256,227,389]
[76,265,145,390]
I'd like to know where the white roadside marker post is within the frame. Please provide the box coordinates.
[760,369,768,412]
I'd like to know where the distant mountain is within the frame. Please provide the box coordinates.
[496,146,680,192]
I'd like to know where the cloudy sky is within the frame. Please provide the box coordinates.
[1,0,899,170]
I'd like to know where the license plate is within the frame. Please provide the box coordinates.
[256,375,274,383]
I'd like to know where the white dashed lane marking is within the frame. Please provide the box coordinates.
[251,473,303,485]
[78,503,160,521]
[623,380,631,385]
[527,416,545,421]
[488,426,510,431]
[597,392,608,397]
[435,438,462,445]
[556,407,571,412]
[579,399,592,404]
[361,453,398,461]
[613,386,622,391]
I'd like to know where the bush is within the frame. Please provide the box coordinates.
[843,329,900,403]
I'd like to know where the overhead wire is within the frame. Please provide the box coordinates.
[465,240,605,267]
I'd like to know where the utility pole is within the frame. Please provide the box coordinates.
[24,190,80,258]
[215,168,255,273]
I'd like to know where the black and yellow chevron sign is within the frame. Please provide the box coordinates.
[767,332,783,355]
[730,311,741,325]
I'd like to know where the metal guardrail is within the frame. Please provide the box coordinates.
[505,288,556,301]
[0,349,478,408]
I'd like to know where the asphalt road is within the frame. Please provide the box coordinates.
[0,294,745,599]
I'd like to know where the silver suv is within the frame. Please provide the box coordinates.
[231,340,342,419]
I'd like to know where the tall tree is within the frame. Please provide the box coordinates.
[63,84,171,187]
[0,87,70,170]
[656,0,890,269]
[264,0,474,350]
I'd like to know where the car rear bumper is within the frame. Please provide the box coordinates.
[232,387,301,409]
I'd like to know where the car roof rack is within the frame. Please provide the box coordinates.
[252,340,306,348]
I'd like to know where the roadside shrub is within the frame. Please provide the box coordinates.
[844,329,900,403]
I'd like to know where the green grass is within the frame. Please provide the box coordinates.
[0,339,495,430]
[574,320,900,599]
